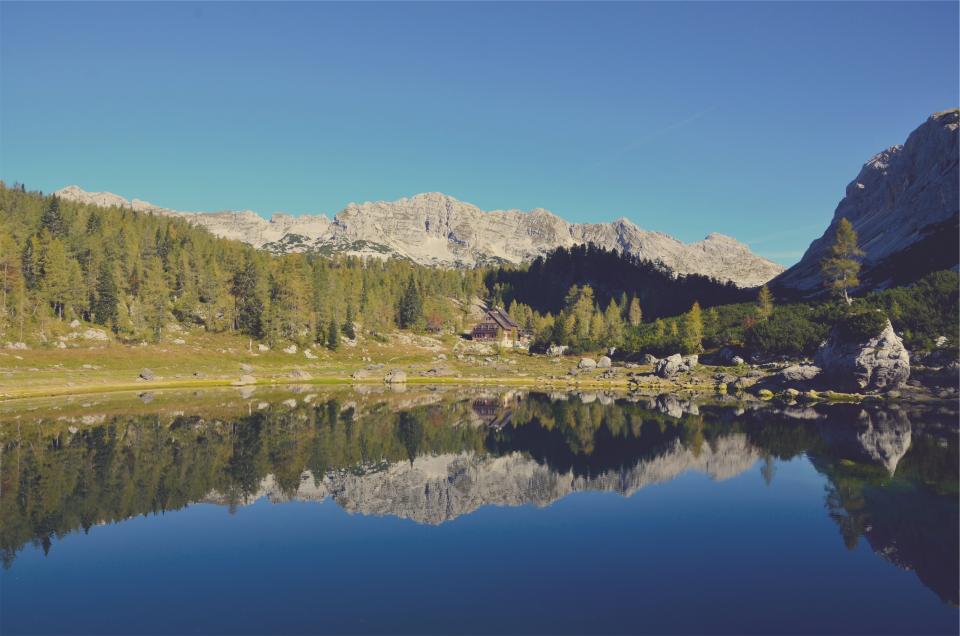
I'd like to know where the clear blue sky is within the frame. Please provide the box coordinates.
[1,2,957,265]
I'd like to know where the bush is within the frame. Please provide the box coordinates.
[745,313,827,357]
[834,309,887,342]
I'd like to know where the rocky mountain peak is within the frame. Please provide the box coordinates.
[55,185,784,286]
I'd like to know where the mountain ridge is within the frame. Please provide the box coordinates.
[55,185,784,287]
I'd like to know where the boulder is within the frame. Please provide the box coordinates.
[282,344,298,354]
[240,363,254,373]
[235,374,256,386]
[654,354,690,379]
[257,343,270,352]
[597,356,612,369]
[546,345,569,357]
[780,364,821,383]
[139,368,155,381]
[682,354,698,369]
[578,358,597,369]
[383,369,407,384]
[69,319,81,328]
[815,319,910,392]
[731,356,746,366]
[639,353,658,365]
[289,370,312,380]
[304,349,317,359]
[351,369,371,380]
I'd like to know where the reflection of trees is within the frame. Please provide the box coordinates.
[0,393,956,606]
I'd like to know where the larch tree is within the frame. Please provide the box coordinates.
[682,301,704,354]
[628,296,643,327]
[756,285,774,320]
[821,218,864,305]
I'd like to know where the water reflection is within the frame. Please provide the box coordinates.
[0,389,956,605]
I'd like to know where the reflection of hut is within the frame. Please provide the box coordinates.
[471,307,521,344]
[471,393,520,429]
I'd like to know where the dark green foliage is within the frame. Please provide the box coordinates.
[39,195,67,238]
[396,275,423,329]
[342,305,356,339]
[326,318,339,350]
[486,244,752,320]
[833,309,887,342]
[92,261,119,326]
[744,311,828,357]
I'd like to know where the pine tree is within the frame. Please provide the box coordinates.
[821,218,864,305]
[232,253,265,338]
[40,195,67,238]
[628,296,643,327]
[141,257,169,340]
[682,301,703,354]
[326,318,339,350]
[39,238,71,319]
[93,261,119,326]
[342,305,356,339]
[397,275,423,329]
[757,285,774,320]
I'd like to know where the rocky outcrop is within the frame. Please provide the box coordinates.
[774,110,959,295]
[56,187,783,287]
[814,320,910,391]
[654,353,693,378]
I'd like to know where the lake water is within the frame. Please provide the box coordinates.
[1,387,957,635]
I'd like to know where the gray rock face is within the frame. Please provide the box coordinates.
[639,353,658,365]
[578,357,597,369]
[775,110,959,295]
[814,319,910,391]
[655,353,693,378]
[56,187,783,287]
[383,369,407,384]
[780,364,822,383]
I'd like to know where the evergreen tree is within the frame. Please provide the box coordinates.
[628,296,643,327]
[232,254,266,338]
[326,318,339,350]
[397,275,423,329]
[40,195,67,238]
[821,218,864,305]
[141,257,169,340]
[342,305,356,339]
[93,260,119,326]
[39,238,71,319]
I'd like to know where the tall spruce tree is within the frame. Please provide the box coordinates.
[397,275,423,329]
[93,261,119,326]
[40,196,67,238]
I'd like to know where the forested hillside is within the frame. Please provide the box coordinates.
[0,183,483,346]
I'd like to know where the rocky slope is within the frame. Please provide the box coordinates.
[774,109,959,296]
[56,186,783,287]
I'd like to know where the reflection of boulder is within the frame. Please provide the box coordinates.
[655,394,700,418]
[820,408,913,475]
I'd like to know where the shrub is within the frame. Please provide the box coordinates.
[745,312,827,357]
[834,309,887,342]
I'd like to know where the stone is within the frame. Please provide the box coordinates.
[304,349,317,359]
[757,388,774,399]
[282,344,298,354]
[682,354,698,369]
[69,319,81,328]
[784,388,800,399]
[81,328,109,341]
[351,369,370,380]
[655,354,689,379]
[235,375,256,386]
[383,369,407,384]
[597,356,612,369]
[815,319,910,392]
[780,364,822,383]
[5,342,27,350]
[578,358,597,369]
[139,368,155,381]
[731,356,746,366]
[639,353,658,365]
[240,363,254,373]
[546,345,569,357]
[172,338,186,345]
[257,343,270,352]
[290,369,312,380]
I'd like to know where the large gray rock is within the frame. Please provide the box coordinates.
[578,358,597,369]
[814,319,910,391]
[597,356,612,369]
[139,368,155,381]
[775,110,959,295]
[655,354,692,379]
[383,369,408,384]
[780,364,822,383]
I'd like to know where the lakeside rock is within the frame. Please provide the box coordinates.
[578,358,597,369]
[384,369,408,384]
[815,319,910,392]
[139,368,155,381]
[655,354,694,379]
[597,356,612,369]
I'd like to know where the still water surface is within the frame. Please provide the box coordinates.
[1,388,957,634]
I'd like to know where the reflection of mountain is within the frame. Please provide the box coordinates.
[207,434,759,525]
[0,390,956,605]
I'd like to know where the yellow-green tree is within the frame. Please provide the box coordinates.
[681,301,704,354]
[821,218,864,305]
[757,285,774,320]
[628,296,642,327]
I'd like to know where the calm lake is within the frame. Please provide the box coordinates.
[1,387,957,635]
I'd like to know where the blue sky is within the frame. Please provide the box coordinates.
[1,2,957,265]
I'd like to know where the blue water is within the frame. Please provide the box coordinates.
[0,390,956,634]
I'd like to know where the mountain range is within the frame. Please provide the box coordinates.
[54,186,784,288]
